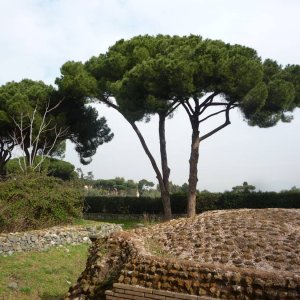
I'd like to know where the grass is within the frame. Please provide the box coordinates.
[0,244,89,300]
[0,218,158,300]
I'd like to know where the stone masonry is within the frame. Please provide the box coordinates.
[66,209,300,299]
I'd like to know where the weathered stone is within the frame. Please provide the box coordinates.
[0,224,122,256]
[65,209,300,299]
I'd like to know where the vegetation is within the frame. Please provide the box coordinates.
[6,157,78,181]
[0,173,84,232]
[0,218,153,300]
[231,181,256,193]
[56,35,300,219]
[0,79,113,174]
[85,187,300,215]
[0,244,89,300]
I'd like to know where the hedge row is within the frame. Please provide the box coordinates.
[85,191,300,214]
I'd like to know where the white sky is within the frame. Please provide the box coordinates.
[0,0,299,191]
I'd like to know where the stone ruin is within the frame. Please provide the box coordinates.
[65,209,300,299]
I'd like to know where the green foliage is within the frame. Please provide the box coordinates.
[138,179,154,195]
[85,190,300,214]
[6,156,78,181]
[0,79,113,170]
[85,196,163,214]
[91,177,138,196]
[67,34,300,127]
[0,244,88,299]
[231,181,256,193]
[0,173,84,232]
[46,158,78,180]
[56,35,300,218]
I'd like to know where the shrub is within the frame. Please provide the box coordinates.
[5,157,78,181]
[0,173,84,232]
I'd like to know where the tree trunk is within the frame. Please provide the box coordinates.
[24,147,31,169]
[158,113,172,220]
[0,161,6,176]
[130,121,172,220]
[0,140,13,177]
[187,128,200,217]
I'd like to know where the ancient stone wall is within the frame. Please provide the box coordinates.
[66,231,300,299]
[105,283,212,300]
[0,223,122,256]
[119,253,300,299]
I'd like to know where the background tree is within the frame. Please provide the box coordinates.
[232,181,256,193]
[138,179,155,196]
[91,177,138,196]
[0,79,113,173]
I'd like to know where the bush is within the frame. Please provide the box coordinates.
[0,173,84,232]
[5,157,78,181]
[85,196,163,214]
[85,191,300,215]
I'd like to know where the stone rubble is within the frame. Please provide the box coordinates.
[0,223,122,256]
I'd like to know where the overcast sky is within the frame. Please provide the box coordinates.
[0,0,299,191]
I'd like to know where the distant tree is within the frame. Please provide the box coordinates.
[76,168,84,179]
[86,171,94,181]
[281,186,300,193]
[138,179,155,196]
[92,177,138,196]
[232,181,256,193]
[181,183,189,194]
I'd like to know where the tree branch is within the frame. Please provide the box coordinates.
[166,101,181,117]
[101,97,120,111]
[199,108,227,124]
[199,101,236,142]
[198,92,219,115]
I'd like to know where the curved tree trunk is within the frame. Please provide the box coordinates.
[158,113,172,220]
[187,129,200,218]
[0,139,14,177]
[130,121,172,220]
[102,99,172,220]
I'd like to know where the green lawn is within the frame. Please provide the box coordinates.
[0,244,89,300]
[0,219,156,300]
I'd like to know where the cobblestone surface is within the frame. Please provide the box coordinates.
[141,209,300,274]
